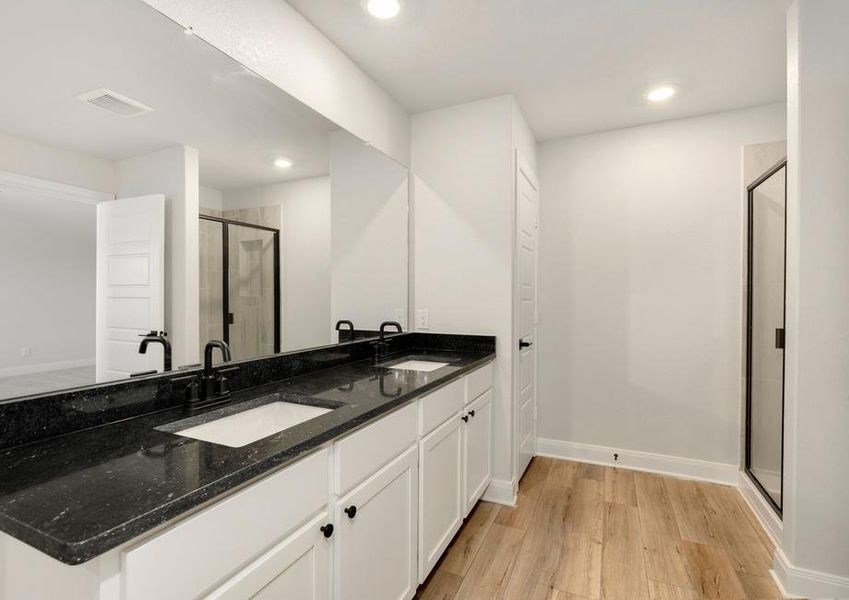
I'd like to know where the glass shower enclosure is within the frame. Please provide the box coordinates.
[745,159,787,515]
[199,215,280,362]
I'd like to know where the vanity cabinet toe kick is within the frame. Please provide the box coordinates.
[0,361,493,600]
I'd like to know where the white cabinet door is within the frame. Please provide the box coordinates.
[208,512,332,600]
[463,389,493,515]
[335,446,418,600]
[418,413,463,582]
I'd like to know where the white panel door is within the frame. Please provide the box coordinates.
[463,389,493,515]
[207,512,332,600]
[515,152,539,480]
[335,446,418,600]
[96,194,164,381]
[418,414,463,582]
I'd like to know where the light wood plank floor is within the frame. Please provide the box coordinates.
[415,457,784,600]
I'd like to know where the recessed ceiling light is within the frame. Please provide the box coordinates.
[183,26,194,36]
[364,0,401,19]
[273,157,293,169]
[646,85,676,102]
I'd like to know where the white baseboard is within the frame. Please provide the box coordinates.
[0,358,95,378]
[482,478,516,507]
[738,471,782,547]
[773,547,849,599]
[536,438,738,485]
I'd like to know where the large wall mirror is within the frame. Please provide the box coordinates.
[0,0,409,401]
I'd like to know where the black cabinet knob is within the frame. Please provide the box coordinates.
[320,523,334,538]
[461,415,469,422]
[344,505,357,519]
[519,340,532,349]
[469,410,476,418]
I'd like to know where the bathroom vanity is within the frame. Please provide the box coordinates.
[0,333,494,600]
[0,4,503,599]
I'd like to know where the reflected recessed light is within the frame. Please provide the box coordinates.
[365,0,401,19]
[646,85,676,102]
[273,157,293,169]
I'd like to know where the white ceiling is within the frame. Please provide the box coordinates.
[0,0,338,190]
[287,0,790,140]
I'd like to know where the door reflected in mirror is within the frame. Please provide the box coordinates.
[0,0,408,401]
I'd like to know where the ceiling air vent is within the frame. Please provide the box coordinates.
[77,89,153,117]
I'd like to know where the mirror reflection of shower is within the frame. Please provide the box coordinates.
[199,213,280,363]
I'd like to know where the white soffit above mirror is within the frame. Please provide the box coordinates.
[0,0,340,190]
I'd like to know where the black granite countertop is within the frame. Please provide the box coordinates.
[0,340,494,565]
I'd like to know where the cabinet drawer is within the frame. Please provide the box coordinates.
[418,378,465,435]
[123,449,329,600]
[466,362,493,403]
[334,402,417,495]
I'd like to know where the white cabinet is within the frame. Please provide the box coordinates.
[208,512,333,600]
[418,413,464,582]
[123,449,329,600]
[2,364,494,600]
[334,446,418,600]
[463,389,493,515]
[417,362,494,583]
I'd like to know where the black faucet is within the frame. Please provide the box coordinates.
[373,321,403,363]
[138,331,172,372]
[335,320,355,342]
[197,340,238,407]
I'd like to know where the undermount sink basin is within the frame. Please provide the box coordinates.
[387,360,449,372]
[174,401,331,447]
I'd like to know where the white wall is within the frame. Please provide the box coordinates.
[330,131,408,333]
[412,95,531,491]
[0,131,115,194]
[199,185,224,211]
[0,190,95,371]
[779,1,849,594]
[141,0,411,166]
[537,104,786,468]
[223,177,333,351]
[512,100,537,173]
[117,146,200,367]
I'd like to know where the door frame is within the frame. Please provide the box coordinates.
[512,149,540,484]
[744,157,787,517]
[199,215,281,354]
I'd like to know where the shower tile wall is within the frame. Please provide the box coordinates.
[199,210,224,360]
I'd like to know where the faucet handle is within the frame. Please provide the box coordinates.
[170,373,200,402]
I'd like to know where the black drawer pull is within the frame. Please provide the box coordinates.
[344,505,357,519]
[469,410,476,418]
[320,523,334,538]
[461,415,469,423]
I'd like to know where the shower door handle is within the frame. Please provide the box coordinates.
[775,328,785,349]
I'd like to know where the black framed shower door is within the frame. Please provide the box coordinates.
[199,214,280,359]
[745,158,787,516]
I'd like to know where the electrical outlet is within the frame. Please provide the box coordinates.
[20,347,31,357]
[416,309,429,330]
[394,308,407,327]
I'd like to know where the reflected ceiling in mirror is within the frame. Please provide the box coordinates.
[0,0,409,402]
